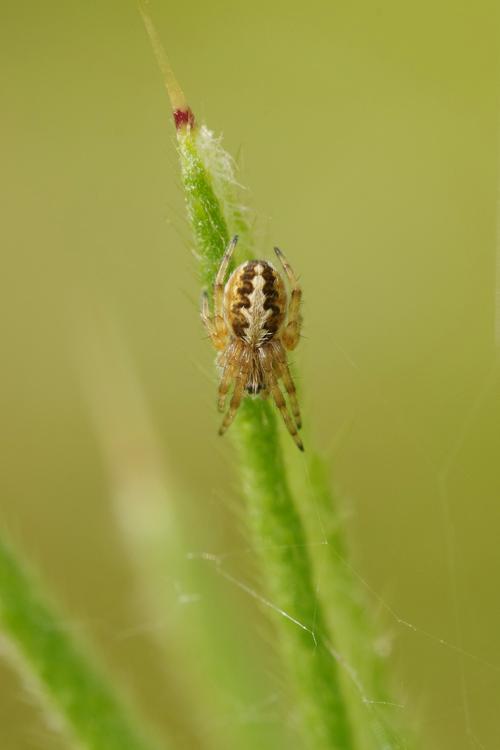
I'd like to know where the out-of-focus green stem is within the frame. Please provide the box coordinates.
[0,536,160,750]
[295,452,414,749]
[235,400,354,749]
[77,317,284,750]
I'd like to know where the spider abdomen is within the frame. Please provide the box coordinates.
[224,260,287,346]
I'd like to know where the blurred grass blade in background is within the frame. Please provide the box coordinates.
[0,535,161,750]
[288,449,416,749]
[76,309,286,750]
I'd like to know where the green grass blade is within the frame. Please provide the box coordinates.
[141,57,355,750]
[0,536,160,750]
[235,399,354,749]
[295,451,416,749]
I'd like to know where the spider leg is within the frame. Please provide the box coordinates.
[261,348,304,451]
[217,342,242,412]
[201,236,238,351]
[200,289,215,336]
[217,365,234,412]
[214,235,238,318]
[274,246,302,351]
[275,357,302,429]
[269,376,304,451]
[200,290,227,351]
[218,372,246,436]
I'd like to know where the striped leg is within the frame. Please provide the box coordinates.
[274,246,302,351]
[261,348,303,451]
[218,373,246,436]
[200,290,227,350]
[217,344,243,412]
[269,376,304,451]
[217,365,234,412]
[201,236,238,351]
[276,358,301,429]
[214,235,238,317]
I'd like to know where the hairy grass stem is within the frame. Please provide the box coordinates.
[140,5,355,747]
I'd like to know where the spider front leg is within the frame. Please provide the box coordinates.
[200,290,227,351]
[214,234,238,318]
[274,246,302,351]
[200,235,239,351]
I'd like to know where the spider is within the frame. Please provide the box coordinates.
[201,235,304,451]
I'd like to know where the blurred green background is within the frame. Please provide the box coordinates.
[1,0,499,748]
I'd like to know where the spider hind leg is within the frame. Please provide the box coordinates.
[260,347,304,451]
[278,360,302,430]
[218,347,251,436]
[270,378,304,451]
[218,374,246,435]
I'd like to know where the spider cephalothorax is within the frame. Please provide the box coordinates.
[201,236,303,450]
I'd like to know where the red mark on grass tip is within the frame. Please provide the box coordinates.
[174,107,195,131]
